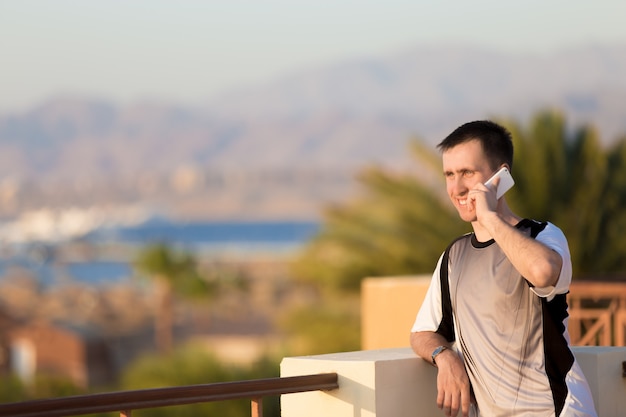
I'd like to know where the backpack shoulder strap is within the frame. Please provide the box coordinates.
[435,234,467,343]
[515,218,548,238]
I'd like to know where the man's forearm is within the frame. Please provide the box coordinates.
[410,331,452,364]
[481,213,562,288]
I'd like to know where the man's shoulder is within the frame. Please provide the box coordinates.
[446,232,473,250]
[443,233,475,262]
[517,218,548,237]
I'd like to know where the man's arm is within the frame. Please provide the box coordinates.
[469,180,563,289]
[481,213,562,288]
[410,331,471,417]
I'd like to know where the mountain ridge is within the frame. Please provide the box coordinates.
[2,42,626,183]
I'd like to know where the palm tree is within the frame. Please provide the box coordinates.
[292,139,467,293]
[504,111,626,275]
[294,110,626,294]
[134,243,210,354]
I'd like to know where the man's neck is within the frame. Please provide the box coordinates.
[471,204,522,242]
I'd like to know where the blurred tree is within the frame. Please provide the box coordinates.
[285,139,466,354]
[29,374,86,399]
[504,111,626,275]
[121,343,280,417]
[292,138,467,294]
[134,243,212,354]
[0,374,116,417]
[278,293,361,355]
[294,109,626,296]
[0,374,27,402]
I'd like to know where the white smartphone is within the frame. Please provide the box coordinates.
[484,167,515,199]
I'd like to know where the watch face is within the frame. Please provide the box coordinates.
[432,346,448,365]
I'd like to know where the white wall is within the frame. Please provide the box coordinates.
[281,347,626,417]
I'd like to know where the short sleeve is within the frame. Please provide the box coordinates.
[411,253,445,333]
[530,222,572,300]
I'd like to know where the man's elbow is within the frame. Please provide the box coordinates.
[410,331,420,350]
[530,254,562,288]
[410,331,430,355]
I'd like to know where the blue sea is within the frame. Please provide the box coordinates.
[85,219,320,249]
[0,220,320,286]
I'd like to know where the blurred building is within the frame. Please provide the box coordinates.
[3,319,115,389]
[0,306,14,375]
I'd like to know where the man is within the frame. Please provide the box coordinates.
[410,121,597,417]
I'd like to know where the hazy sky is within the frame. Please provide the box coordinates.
[2,0,626,113]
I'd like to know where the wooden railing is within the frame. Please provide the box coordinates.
[568,281,626,346]
[0,373,339,417]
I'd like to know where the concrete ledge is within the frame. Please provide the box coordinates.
[281,348,438,417]
[572,346,626,417]
[280,347,626,417]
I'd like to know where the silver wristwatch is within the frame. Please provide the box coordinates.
[431,345,448,366]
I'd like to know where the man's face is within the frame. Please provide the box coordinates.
[442,139,495,223]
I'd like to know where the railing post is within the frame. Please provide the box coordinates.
[251,398,262,417]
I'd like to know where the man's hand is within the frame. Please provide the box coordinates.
[435,349,472,417]
[468,177,499,224]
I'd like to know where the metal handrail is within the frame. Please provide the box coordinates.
[0,373,339,417]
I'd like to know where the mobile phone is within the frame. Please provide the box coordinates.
[484,167,515,199]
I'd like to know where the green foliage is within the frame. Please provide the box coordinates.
[293,139,467,293]
[0,349,279,417]
[134,243,212,299]
[502,110,626,275]
[121,343,280,417]
[123,344,232,388]
[0,374,27,402]
[133,243,216,353]
[278,294,361,355]
[0,374,86,401]
[295,109,626,296]
[0,374,116,417]
[29,374,86,399]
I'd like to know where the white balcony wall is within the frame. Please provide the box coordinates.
[281,346,626,417]
[282,277,626,416]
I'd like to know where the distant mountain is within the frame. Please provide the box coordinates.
[1,43,626,183]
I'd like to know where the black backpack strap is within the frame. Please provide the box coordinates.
[435,235,467,343]
[516,218,548,238]
[530,220,548,238]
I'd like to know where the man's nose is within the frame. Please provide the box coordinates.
[450,177,467,195]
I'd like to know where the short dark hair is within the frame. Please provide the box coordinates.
[437,120,514,171]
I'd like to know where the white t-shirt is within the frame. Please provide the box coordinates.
[412,220,597,417]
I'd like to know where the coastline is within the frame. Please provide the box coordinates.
[0,218,319,287]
